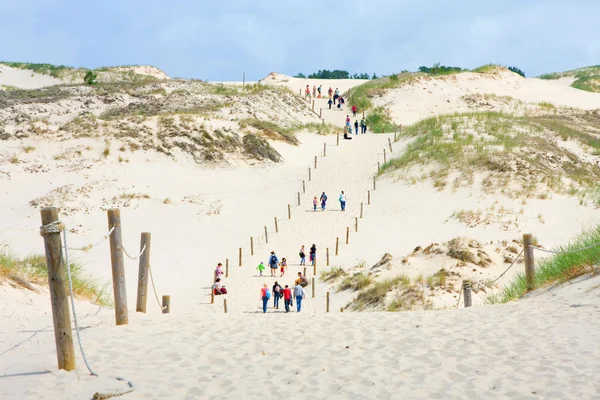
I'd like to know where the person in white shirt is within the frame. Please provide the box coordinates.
[339,191,347,211]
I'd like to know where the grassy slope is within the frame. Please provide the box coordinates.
[538,65,600,93]
[0,251,113,307]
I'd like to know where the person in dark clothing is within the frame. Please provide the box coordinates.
[343,132,353,140]
[272,281,282,309]
[328,98,333,109]
[354,120,359,135]
[309,244,317,266]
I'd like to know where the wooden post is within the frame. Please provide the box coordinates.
[462,281,472,308]
[312,99,315,111]
[368,190,371,205]
[346,227,349,244]
[299,88,301,96]
[223,298,228,314]
[383,148,387,164]
[337,132,340,146]
[243,72,245,89]
[355,217,358,232]
[313,262,316,276]
[302,180,306,193]
[136,232,151,313]
[288,204,291,219]
[362,110,365,118]
[340,307,344,312]
[388,137,393,152]
[226,259,229,277]
[394,131,397,142]
[326,292,330,312]
[523,233,535,291]
[309,167,312,181]
[239,247,242,267]
[314,156,317,169]
[274,217,278,233]
[162,295,170,314]
[297,192,301,206]
[211,283,215,304]
[324,143,326,157]
[320,108,322,118]
[40,207,76,371]
[312,277,315,298]
[360,202,364,218]
[326,248,330,266]
[373,176,376,191]
[335,237,339,255]
[107,208,128,325]
[377,161,380,171]
[250,237,254,256]
[303,267,307,277]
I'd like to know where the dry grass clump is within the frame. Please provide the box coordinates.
[338,273,373,292]
[119,193,150,200]
[320,266,347,282]
[447,237,492,267]
[242,134,281,162]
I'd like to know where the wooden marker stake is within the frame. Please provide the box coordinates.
[326,248,330,266]
[368,190,371,205]
[523,233,535,291]
[326,292,330,312]
[239,247,242,267]
[360,202,364,218]
[298,192,301,206]
[274,217,278,233]
[302,180,306,193]
[226,259,229,277]
[162,295,170,313]
[223,298,228,314]
[107,208,128,325]
[462,281,472,308]
[250,237,254,256]
[288,204,291,219]
[314,156,317,169]
[211,284,215,304]
[355,217,358,232]
[264,226,268,244]
[303,267,307,277]
[388,137,393,152]
[324,143,327,157]
[373,176,376,191]
[346,227,349,244]
[383,148,387,164]
[312,277,315,298]
[336,237,339,255]
[337,132,340,146]
[40,207,76,371]
[320,108,322,118]
[309,168,312,181]
[136,232,151,313]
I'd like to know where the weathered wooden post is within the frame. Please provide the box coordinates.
[107,208,128,325]
[312,99,315,111]
[211,283,215,304]
[162,295,170,313]
[340,307,344,312]
[299,88,301,96]
[250,237,254,256]
[394,131,397,142]
[360,202,364,218]
[337,132,340,146]
[226,259,229,277]
[355,217,358,232]
[336,237,339,255]
[288,204,291,219]
[297,192,301,206]
[377,161,380,171]
[383,148,387,164]
[462,281,472,308]
[312,277,315,298]
[368,190,371,205]
[302,180,306,193]
[309,167,312,181]
[313,261,316,276]
[324,143,327,157]
[326,292,330,312]
[523,233,535,291]
[303,267,307,277]
[264,226,268,244]
[40,207,76,371]
[373,176,376,191]
[314,156,317,169]
[362,110,365,118]
[136,232,151,313]
[320,108,322,118]
[274,217,278,233]
[223,298,228,314]
[388,137,393,152]
[239,247,242,267]
[326,248,330,266]
[346,227,349,244]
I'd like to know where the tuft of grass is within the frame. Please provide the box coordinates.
[0,251,113,307]
[23,145,36,153]
[242,134,282,162]
[320,266,347,282]
[338,273,373,291]
[119,192,150,200]
[350,276,405,310]
[9,155,19,164]
[471,64,503,74]
[240,119,299,145]
[0,61,74,78]
[538,101,555,109]
[486,225,600,304]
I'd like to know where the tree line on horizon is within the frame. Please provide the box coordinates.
[294,70,378,80]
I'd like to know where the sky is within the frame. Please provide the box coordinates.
[1,0,599,81]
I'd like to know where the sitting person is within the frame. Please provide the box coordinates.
[343,132,353,140]
[295,272,309,287]
[213,278,227,295]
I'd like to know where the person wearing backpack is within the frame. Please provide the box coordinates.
[320,192,328,211]
[309,244,317,267]
[339,191,347,211]
[268,251,279,277]
[260,283,271,313]
[283,285,292,312]
[360,118,367,134]
[272,281,283,309]
[299,245,306,266]
[293,283,305,312]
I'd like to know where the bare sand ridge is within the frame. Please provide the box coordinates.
[1,68,600,398]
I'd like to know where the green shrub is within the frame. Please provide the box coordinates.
[508,66,526,78]
[84,70,98,85]
[418,63,464,75]
[365,107,395,133]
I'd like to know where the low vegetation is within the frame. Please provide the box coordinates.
[294,70,374,79]
[0,61,74,78]
[338,273,373,292]
[487,225,600,304]
[418,63,464,75]
[0,250,113,307]
[320,266,347,282]
[538,65,600,93]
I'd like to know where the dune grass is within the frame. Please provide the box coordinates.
[538,65,600,93]
[0,61,74,78]
[350,276,406,310]
[320,266,347,282]
[0,250,113,307]
[337,273,373,292]
[486,225,600,304]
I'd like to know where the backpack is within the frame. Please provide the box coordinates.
[265,288,271,299]
[274,285,281,293]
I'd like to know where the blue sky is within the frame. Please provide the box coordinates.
[1,0,598,81]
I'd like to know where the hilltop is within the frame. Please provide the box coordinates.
[538,65,600,93]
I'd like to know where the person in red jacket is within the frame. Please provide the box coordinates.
[283,285,293,312]
[351,105,357,117]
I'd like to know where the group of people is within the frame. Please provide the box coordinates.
[311,191,347,211]
[344,115,368,138]
[213,263,228,295]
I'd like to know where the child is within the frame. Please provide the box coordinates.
[280,258,287,277]
[214,263,223,281]
[313,196,318,212]
[257,261,265,276]
[299,245,306,266]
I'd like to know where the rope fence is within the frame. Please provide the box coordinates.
[531,241,600,254]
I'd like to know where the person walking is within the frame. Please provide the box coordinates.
[299,245,306,266]
[360,118,367,134]
[339,191,347,211]
[339,97,345,110]
[268,251,279,277]
[273,281,282,309]
[351,105,357,117]
[312,85,317,98]
[280,257,287,277]
[283,285,292,312]
[214,263,223,281]
[317,85,322,98]
[305,85,310,99]
[333,88,339,104]
[354,120,359,135]
[328,98,333,109]
[260,283,271,313]
[320,192,328,211]
[293,283,305,312]
[328,87,333,100]
[309,244,317,266]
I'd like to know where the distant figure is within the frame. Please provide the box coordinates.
[313,196,318,212]
[312,85,316,97]
[320,192,328,211]
[257,261,265,276]
[295,271,308,287]
[213,278,224,295]
[328,98,333,109]
[310,244,317,266]
[363,120,368,134]
[280,257,287,277]
[333,88,339,104]
[360,118,367,134]
[328,87,333,100]
[346,115,351,125]
[283,285,292,312]
[317,85,322,98]
[343,132,353,140]
[273,281,283,309]
[268,251,279,277]
[214,263,223,281]
[339,191,346,211]
[260,283,271,313]
[351,105,357,117]
[294,283,305,312]
[299,245,306,266]
[339,97,345,110]
[354,120,359,135]
[305,85,310,99]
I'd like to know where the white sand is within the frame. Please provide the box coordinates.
[0,65,64,89]
[2,70,600,398]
